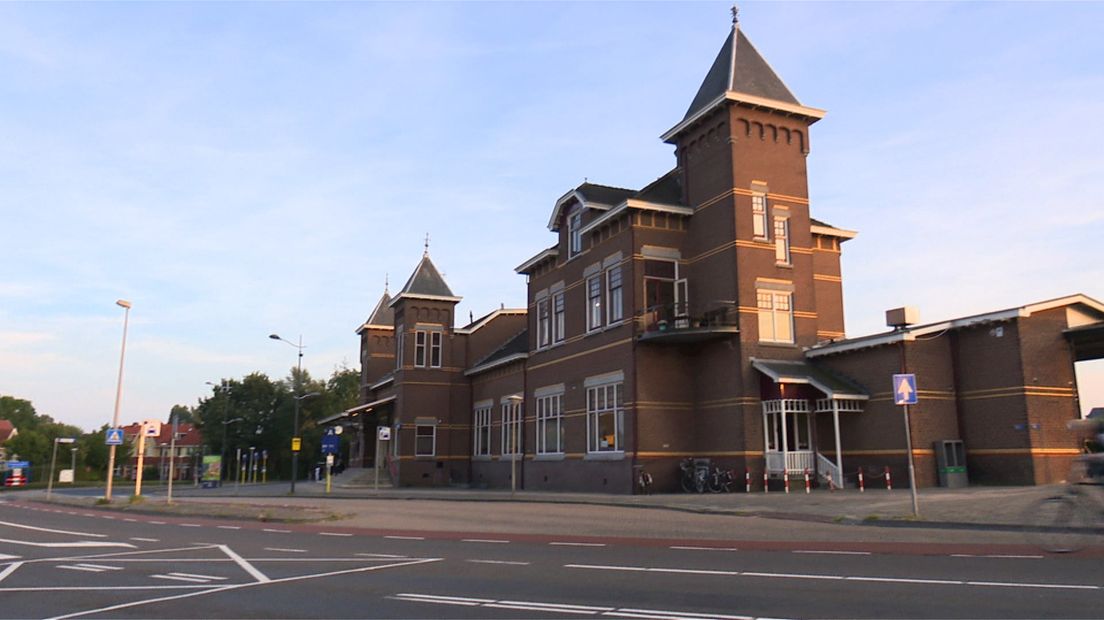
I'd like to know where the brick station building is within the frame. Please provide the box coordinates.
[338,16,1104,492]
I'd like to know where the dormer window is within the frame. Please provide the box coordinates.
[569,211,583,257]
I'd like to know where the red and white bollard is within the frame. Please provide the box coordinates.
[763,471,769,493]
[784,475,790,494]
[745,469,751,494]
[858,468,865,493]
[803,468,811,494]
[885,466,892,491]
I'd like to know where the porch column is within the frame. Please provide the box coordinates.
[762,405,770,458]
[832,400,843,482]
[780,402,789,473]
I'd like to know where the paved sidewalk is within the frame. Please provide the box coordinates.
[165,475,1074,530]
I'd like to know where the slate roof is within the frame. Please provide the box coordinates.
[576,182,636,207]
[392,254,459,304]
[365,291,394,327]
[635,170,684,206]
[467,329,529,375]
[0,420,15,443]
[683,26,800,123]
[751,358,868,400]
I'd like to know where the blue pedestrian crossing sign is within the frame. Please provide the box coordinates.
[321,428,340,455]
[893,374,918,406]
[105,428,125,446]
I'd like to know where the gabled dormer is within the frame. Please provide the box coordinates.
[357,286,396,396]
[547,182,636,262]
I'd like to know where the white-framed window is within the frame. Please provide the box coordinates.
[537,298,551,348]
[774,216,790,265]
[606,266,623,324]
[587,274,603,332]
[395,324,404,369]
[587,381,623,453]
[430,331,442,368]
[757,290,794,343]
[414,330,427,367]
[552,292,565,343]
[569,211,583,257]
[473,405,491,457]
[752,193,768,239]
[501,398,522,456]
[536,392,564,455]
[415,424,435,456]
[765,409,811,451]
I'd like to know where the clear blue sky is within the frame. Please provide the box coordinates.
[1,2,1101,431]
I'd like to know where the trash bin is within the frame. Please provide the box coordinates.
[933,440,967,487]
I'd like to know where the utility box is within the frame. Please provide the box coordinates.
[934,440,968,487]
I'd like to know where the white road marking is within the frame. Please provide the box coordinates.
[59,565,108,573]
[0,538,134,549]
[565,563,1103,592]
[149,521,166,525]
[550,542,606,547]
[319,532,353,537]
[264,548,307,553]
[0,553,21,560]
[0,520,107,538]
[356,553,407,558]
[951,553,1043,560]
[168,572,227,580]
[151,574,209,583]
[218,544,270,583]
[390,594,773,620]
[793,550,870,556]
[262,528,291,534]
[384,535,424,540]
[129,538,159,543]
[123,519,138,523]
[669,546,739,552]
[461,538,509,544]
[75,564,123,571]
[0,562,23,583]
[43,557,443,619]
[179,524,201,528]
[467,559,531,566]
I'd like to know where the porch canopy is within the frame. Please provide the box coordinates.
[319,395,396,426]
[751,358,867,486]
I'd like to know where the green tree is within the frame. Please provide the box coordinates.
[0,396,39,430]
[168,404,194,425]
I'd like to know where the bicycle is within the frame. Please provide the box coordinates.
[679,458,709,493]
[708,467,734,493]
[1022,458,1104,553]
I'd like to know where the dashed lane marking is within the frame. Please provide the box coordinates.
[550,542,606,547]
[217,526,241,530]
[149,521,166,525]
[152,572,229,584]
[179,524,202,528]
[565,563,1103,592]
[265,548,307,553]
[669,546,739,552]
[151,574,209,583]
[356,553,407,558]
[384,535,424,541]
[793,550,871,556]
[950,554,1044,560]
[460,539,509,544]
[130,538,159,543]
[320,532,353,537]
[390,594,770,620]
[262,528,291,534]
[467,559,531,566]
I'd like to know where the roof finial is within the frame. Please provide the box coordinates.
[731,3,739,25]
[423,232,430,257]
[384,273,389,294]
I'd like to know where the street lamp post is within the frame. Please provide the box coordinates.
[269,333,317,495]
[70,447,78,483]
[47,437,76,500]
[105,299,132,502]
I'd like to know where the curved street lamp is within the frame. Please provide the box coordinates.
[269,334,318,494]
[104,299,132,502]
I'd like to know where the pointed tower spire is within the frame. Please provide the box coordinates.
[423,233,430,257]
[384,273,389,294]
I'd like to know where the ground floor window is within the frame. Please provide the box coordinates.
[764,407,811,451]
[473,405,491,456]
[415,424,435,456]
[587,382,623,453]
[537,392,563,454]
[501,398,522,456]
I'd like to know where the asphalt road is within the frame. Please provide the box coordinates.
[1,495,1102,619]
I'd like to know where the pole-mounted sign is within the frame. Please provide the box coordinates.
[893,374,918,405]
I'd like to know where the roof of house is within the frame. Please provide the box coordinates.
[358,290,394,332]
[751,358,868,400]
[465,329,529,376]
[390,253,461,306]
[0,420,15,443]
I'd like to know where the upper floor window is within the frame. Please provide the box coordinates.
[569,211,583,257]
[537,298,551,348]
[587,274,604,332]
[606,266,623,324]
[643,258,687,320]
[774,216,790,265]
[757,290,794,343]
[430,331,442,367]
[752,193,768,239]
[552,292,565,343]
[473,405,491,457]
[414,330,427,367]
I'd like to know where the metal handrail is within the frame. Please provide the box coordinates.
[637,303,739,334]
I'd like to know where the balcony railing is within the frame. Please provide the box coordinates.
[635,303,739,344]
